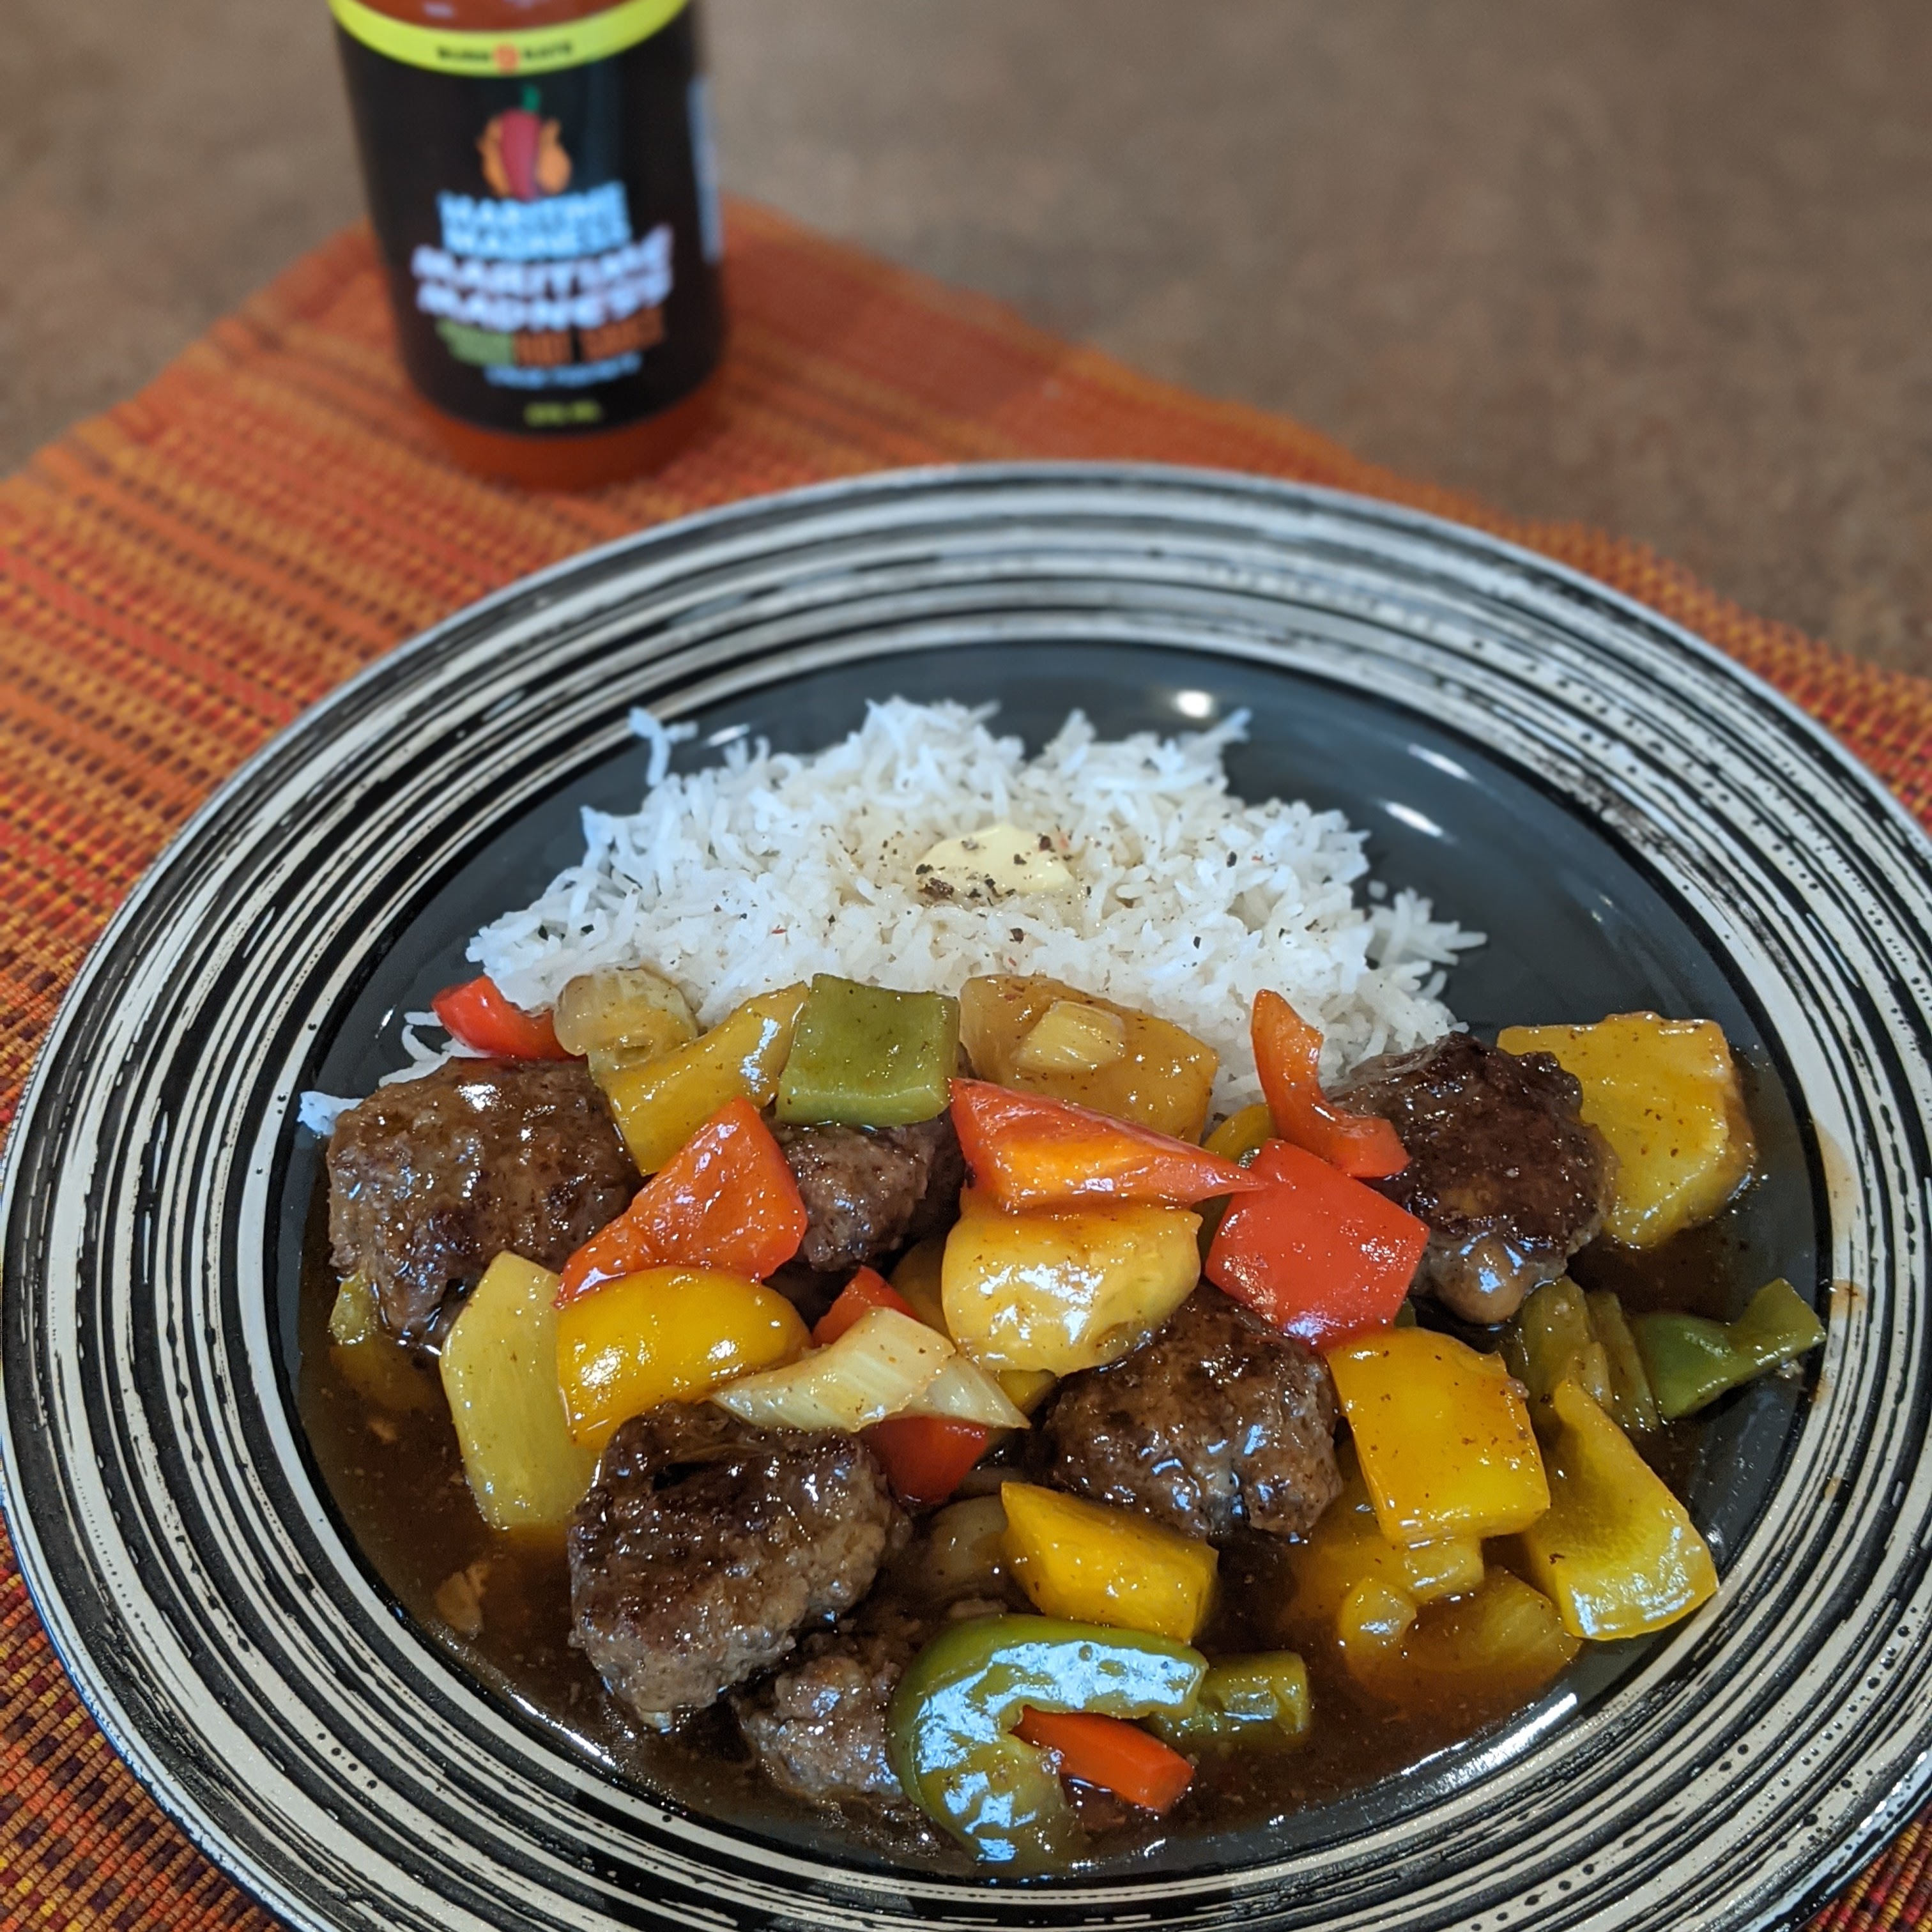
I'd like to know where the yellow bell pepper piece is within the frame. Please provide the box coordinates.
[1000,1480,1217,1643]
[996,1367,1059,1414]
[1586,1289,1662,1435]
[1504,1276,1616,1429]
[600,984,808,1173]
[942,1201,1200,1374]
[1327,1328,1549,1545]
[959,974,1219,1141]
[1204,1102,1274,1164]
[1508,1377,1718,1639]
[1354,1571,1581,1713]
[1284,1445,1485,1639]
[1498,1013,1755,1248]
[555,1264,808,1450]
[890,1236,948,1328]
[1287,1446,1575,1710]
[440,1254,599,1531]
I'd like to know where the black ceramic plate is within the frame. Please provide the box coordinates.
[5,465,1931,1932]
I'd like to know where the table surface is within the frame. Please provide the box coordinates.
[5,1,1929,672]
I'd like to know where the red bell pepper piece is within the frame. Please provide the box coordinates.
[863,1415,993,1507]
[1251,990,1408,1178]
[431,975,571,1061]
[1206,1138,1427,1349]
[949,1079,1264,1212]
[1013,1708,1194,1813]
[556,1098,806,1305]
[813,1267,918,1346]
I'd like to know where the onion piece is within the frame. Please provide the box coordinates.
[907,1354,1030,1429]
[711,1308,951,1433]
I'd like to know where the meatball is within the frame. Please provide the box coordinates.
[732,1606,927,1805]
[1041,1291,1341,1541]
[326,1057,640,1343]
[774,1114,966,1273]
[569,1406,901,1731]
[1333,1031,1617,1322]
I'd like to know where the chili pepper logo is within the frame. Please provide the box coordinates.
[479,84,571,202]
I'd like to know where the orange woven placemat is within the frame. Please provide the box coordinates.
[3,198,1930,1931]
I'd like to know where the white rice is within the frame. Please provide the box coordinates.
[447,699,1480,1117]
[297,1089,358,1137]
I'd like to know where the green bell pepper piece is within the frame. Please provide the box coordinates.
[1146,1652,1310,1750]
[774,974,960,1128]
[1633,1277,1826,1421]
[885,1614,1206,1868]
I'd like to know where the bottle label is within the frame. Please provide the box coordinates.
[330,0,688,75]
[333,0,724,440]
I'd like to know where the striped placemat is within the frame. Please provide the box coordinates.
[2,197,1927,1931]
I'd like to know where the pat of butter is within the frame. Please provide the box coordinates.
[914,822,1073,901]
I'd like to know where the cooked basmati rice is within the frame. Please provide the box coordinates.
[461,700,1480,1115]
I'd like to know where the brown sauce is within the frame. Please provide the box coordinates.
[295,1193,1731,1869]
[1568,1209,1744,1321]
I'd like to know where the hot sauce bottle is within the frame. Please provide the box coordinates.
[331,0,725,489]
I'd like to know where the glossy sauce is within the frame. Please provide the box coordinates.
[297,1176,1733,1868]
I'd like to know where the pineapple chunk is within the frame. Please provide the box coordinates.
[440,1254,598,1531]
[553,966,698,1083]
[1498,1013,1754,1248]
[1015,999,1129,1075]
[1352,1572,1580,1714]
[959,974,1218,1140]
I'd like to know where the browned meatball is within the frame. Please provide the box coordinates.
[1333,1031,1617,1322]
[326,1057,640,1343]
[1041,1292,1341,1541]
[732,1606,928,1805]
[569,1406,901,1732]
[774,1114,965,1273]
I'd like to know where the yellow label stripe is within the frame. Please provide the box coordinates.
[329,0,688,77]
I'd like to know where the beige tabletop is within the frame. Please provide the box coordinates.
[4,1,1926,672]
